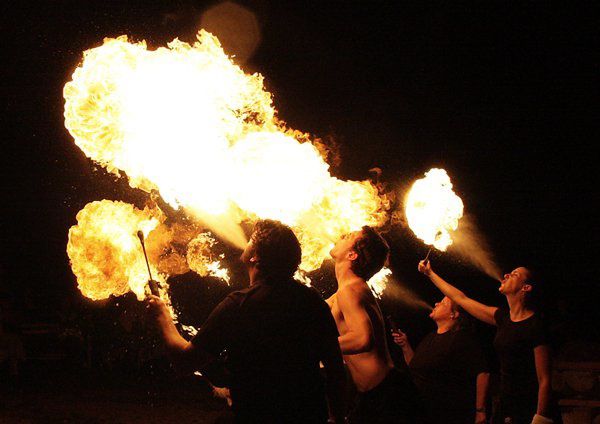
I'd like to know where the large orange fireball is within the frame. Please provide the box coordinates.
[64,29,388,286]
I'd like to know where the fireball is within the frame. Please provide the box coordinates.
[64,29,388,279]
[404,168,463,251]
[66,200,162,300]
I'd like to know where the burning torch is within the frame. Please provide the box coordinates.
[405,168,464,262]
[136,230,160,296]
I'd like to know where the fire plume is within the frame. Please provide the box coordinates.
[66,200,162,300]
[67,200,230,300]
[64,29,388,285]
[404,168,464,251]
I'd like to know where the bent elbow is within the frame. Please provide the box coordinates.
[357,334,374,353]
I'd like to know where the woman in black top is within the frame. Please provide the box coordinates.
[418,260,554,424]
[392,296,490,424]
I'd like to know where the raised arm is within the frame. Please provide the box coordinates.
[418,260,498,326]
[336,285,374,354]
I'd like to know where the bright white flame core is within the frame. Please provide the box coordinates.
[230,132,331,225]
[64,30,387,274]
[405,168,464,251]
[368,267,392,298]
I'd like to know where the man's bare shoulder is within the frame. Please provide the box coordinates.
[337,279,372,303]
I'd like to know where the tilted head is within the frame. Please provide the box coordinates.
[429,296,466,329]
[499,266,538,307]
[330,226,389,281]
[241,219,302,282]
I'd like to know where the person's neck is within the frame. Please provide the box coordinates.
[435,320,456,334]
[248,266,260,286]
[506,295,534,321]
[334,260,362,288]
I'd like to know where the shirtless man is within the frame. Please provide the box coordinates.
[327,226,421,423]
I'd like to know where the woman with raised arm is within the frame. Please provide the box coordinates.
[418,260,555,424]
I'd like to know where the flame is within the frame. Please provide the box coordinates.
[368,267,392,298]
[64,30,387,278]
[67,200,162,300]
[405,168,464,251]
[296,179,387,271]
[145,222,197,276]
[229,131,331,225]
[186,233,230,284]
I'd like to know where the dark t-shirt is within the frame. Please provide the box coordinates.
[409,329,489,423]
[191,279,339,423]
[493,308,547,407]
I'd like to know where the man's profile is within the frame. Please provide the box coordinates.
[328,226,421,423]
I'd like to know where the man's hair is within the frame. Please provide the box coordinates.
[251,219,302,281]
[350,226,390,281]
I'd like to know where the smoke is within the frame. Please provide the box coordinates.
[383,277,433,312]
[449,214,502,281]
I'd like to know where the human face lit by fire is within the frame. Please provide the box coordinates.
[329,230,362,261]
[499,267,531,296]
[429,296,456,322]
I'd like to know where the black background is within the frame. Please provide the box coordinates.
[2,1,598,346]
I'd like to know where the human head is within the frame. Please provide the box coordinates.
[241,219,302,282]
[429,296,466,330]
[499,266,538,308]
[330,226,389,281]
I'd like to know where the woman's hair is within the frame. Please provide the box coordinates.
[523,266,540,310]
[450,301,471,331]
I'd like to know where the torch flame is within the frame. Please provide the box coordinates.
[405,168,464,251]
[67,200,162,300]
[368,267,392,298]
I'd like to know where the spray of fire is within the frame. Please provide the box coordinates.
[64,30,387,300]
[404,169,501,280]
[367,267,392,298]
[67,200,162,300]
[186,233,230,284]
[67,200,229,300]
[404,168,464,251]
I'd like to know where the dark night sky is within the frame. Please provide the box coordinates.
[1,2,598,339]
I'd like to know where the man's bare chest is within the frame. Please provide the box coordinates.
[329,295,347,332]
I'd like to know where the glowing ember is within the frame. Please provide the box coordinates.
[67,200,162,300]
[293,270,312,286]
[368,267,392,298]
[63,29,387,276]
[405,168,464,251]
[186,233,230,284]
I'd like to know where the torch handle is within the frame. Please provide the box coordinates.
[137,231,160,296]
[148,279,160,296]
[424,247,432,262]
